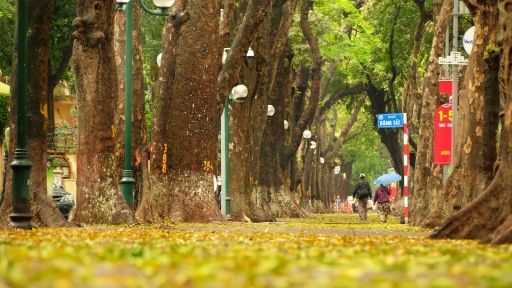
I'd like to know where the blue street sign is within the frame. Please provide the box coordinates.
[377,113,403,128]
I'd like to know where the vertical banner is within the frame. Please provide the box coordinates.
[434,102,452,164]
[438,80,453,95]
[389,182,397,201]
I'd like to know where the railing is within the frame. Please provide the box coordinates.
[47,131,77,154]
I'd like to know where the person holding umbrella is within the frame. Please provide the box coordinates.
[374,184,392,223]
[373,173,401,223]
[352,174,372,221]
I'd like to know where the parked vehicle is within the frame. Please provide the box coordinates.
[52,183,75,219]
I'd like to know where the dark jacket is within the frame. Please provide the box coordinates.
[374,185,391,203]
[353,179,372,199]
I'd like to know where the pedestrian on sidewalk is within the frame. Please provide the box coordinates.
[353,174,372,221]
[374,184,392,223]
[335,196,341,213]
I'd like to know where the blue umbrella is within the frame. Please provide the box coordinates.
[374,173,402,185]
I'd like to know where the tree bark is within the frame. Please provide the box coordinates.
[0,0,75,228]
[72,0,134,224]
[430,0,511,242]
[408,0,453,226]
[423,0,499,228]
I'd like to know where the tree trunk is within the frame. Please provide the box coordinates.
[408,0,453,226]
[231,0,300,222]
[72,0,134,224]
[423,0,499,228]
[0,0,76,228]
[430,0,511,242]
[136,0,224,222]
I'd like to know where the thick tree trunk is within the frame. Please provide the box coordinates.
[72,0,134,224]
[136,1,223,222]
[0,0,74,228]
[408,0,453,226]
[430,0,511,242]
[231,0,300,222]
[423,0,499,228]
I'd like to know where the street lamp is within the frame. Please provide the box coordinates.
[222,48,255,64]
[157,53,162,67]
[116,0,174,209]
[284,120,289,129]
[10,0,32,228]
[221,84,248,217]
[303,130,311,139]
[267,105,275,118]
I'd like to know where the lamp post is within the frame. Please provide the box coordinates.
[220,84,248,217]
[10,0,32,229]
[301,130,311,208]
[116,0,173,209]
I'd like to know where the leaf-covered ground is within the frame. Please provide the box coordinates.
[0,214,511,288]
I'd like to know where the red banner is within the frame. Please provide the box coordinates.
[438,80,453,96]
[390,182,397,201]
[434,102,452,164]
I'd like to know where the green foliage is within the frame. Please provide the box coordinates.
[141,14,166,76]
[141,13,166,141]
[290,0,379,83]
[2,215,512,287]
[0,95,9,143]
[0,0,15,76]
[484,44,500,59]
[56,121,72,140]
[49,0,76,90]
[335,106,390,189]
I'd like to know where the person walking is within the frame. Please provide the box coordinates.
[374,184,392,223]
[352,174,372,221]
[335,196,341,213]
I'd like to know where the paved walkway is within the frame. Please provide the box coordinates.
[168,223,432,237]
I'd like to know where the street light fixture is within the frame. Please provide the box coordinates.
[10,0,32,229]
[221,84,248,217]
[267,105,275,117]
[117,0,175,15]
[284,120,289,129]
[116,0,172,209]
[303,130,311,139]
[156,53,162,67]
[222,48,255,64]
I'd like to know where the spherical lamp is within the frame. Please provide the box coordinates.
[152,0,175,8]
[157,53,162,67]
[303,130,311,139]
[232,85,248,100]
[267,105,275,117]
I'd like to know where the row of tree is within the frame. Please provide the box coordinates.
[0,0,383,227]
[2,0,512,244]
